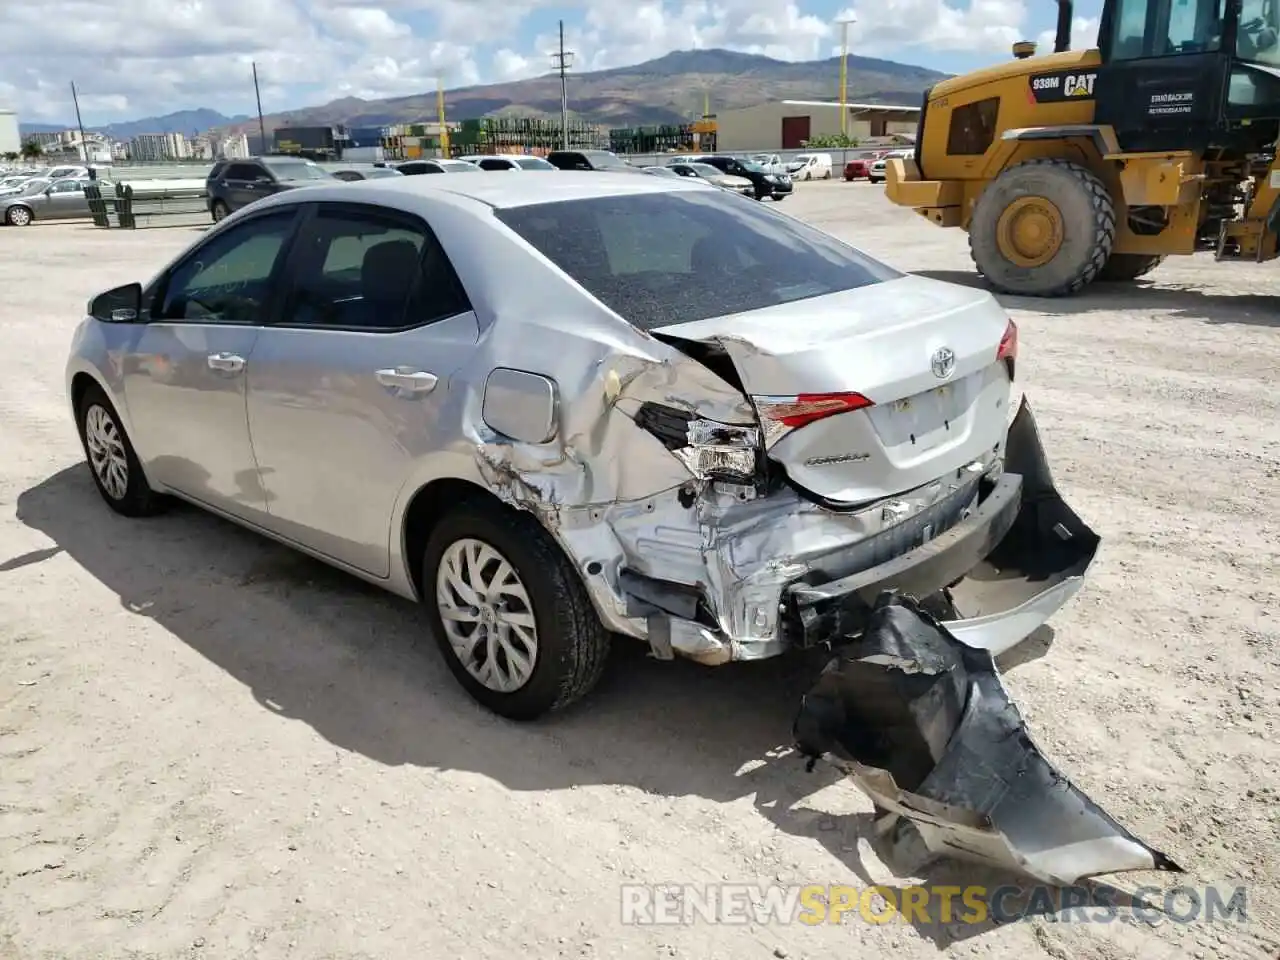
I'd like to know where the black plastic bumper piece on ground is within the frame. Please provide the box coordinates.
[782,396,1100,648]
[792,591,1184,885]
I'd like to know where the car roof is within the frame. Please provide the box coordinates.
[258,170,711,212]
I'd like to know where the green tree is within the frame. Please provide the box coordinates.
[1,151,19,162]
[803,134,860,148]
[21,139,44,159]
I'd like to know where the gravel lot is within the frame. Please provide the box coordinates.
[1,181,1278,960]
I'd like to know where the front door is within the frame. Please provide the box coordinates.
[245,201,478,576]
[122,207,300,521]
[43,179,88,219]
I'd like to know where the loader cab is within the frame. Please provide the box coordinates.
[1094,0,1280,149]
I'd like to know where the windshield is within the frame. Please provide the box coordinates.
[685,163,726,177]
[442,161,481,172]
[265,161,333,181]
[1237,0,1280,64]
[585,151,630,170]
[738,161,765,173]
[18,179,51,196]
[495,190,900,331]
[364,167,403,178]
[515,157,556,170]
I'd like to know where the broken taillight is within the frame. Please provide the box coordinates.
[755,392,875,430]
[633,402,762,485]
[997,319,1018,379]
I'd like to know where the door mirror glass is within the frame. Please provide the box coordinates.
[90,282,143,323]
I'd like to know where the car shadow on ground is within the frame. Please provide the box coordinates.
[16,464,1069,949]
[911,269,1280,328]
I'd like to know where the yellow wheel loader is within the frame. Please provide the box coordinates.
[884,0,1280,296]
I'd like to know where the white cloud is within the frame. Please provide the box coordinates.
[0,0,1042,125]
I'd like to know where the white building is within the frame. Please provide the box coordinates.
[713,100,921,152]
[0,110,19,156]
[219,133,250,159]
[129,132,191,161]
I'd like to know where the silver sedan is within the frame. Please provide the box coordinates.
[66,172,1091,727]
[1,176,104,226]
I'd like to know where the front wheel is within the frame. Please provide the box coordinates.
[75,382,165,517]
[968,157,1116,297]
[6,205,32,226]
[422,500,610,721]
[211,199,229,222]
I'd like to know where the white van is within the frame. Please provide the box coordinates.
[786,153,833,180]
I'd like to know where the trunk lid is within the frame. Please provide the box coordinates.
[650,274,1013,505]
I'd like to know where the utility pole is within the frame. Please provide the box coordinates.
[70,81,89,165]
[551,20,574,150]
[836,17,856,139]
[252,61,267,155]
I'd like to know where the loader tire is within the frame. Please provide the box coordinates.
[1097,253,1165,282]
[969,158,1116,297]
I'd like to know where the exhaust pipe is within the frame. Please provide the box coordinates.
[1055,0,1073,52]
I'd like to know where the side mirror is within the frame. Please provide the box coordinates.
[89,282,143,323]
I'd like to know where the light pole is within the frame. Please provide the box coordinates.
[551,20,575,149]
[836,17,856,139]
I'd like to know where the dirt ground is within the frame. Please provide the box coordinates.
[1,181,1277,960]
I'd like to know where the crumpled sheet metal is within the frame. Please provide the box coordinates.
[793,591,1183,887]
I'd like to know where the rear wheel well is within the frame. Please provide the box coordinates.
[402,478,510,597]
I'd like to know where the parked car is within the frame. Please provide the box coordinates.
[689,155,792,200]
[786,153,833,180]
[458,154,558,171]
[748,153,787,175]
[395,159,482,175]
[45,165,90,180]
[868,149,916,184]
[843,157,872,181]
[206,156,336,221]
[1,176,110,226]
[330,167,405,181]
[67,171,1090,730]
[0,174,37,195]
[641,166,685,179]
[545,149,638,172]
[667,161,755,197]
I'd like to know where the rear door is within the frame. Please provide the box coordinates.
[222,161,266,209]
[244,201,478,576]
[44,178,87,219]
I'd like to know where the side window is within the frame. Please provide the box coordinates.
[155,211,297,323]
[278,207,469,331]
[479,158,509,170]
[223,163,257,180]
[946,98,1000,155]
[51,180,83,193]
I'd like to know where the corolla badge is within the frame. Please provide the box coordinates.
[931,346,956,380]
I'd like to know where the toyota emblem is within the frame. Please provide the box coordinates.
[931,346,956,380]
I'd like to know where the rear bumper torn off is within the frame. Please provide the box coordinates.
[793,592,1183,885]
[785,396,1100,657]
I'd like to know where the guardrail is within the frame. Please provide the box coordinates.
[86,180,210,229]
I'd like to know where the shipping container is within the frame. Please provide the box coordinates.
[341,145,385,162]
[346,127,384,148]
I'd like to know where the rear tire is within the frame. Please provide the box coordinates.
[968,158,1116,298]
[421,499,610,721]
[1097,253,1165,282]
[211,199,229,222]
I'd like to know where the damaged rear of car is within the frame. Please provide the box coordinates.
[491,187,1099,678]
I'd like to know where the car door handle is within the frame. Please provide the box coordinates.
[375,369,438,394]
[207,352,245,373]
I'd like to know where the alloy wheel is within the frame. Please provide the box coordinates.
[7,206,31,226]
[435,537,539,693]
[84,404,129,500]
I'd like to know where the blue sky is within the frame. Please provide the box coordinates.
[2,0,1106,125]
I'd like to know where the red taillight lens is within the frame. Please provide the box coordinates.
[997,319,1018,379]
[756,392,875,429]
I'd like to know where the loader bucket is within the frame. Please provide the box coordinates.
[793,592,1183,886]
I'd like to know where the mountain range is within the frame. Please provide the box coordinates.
[21,48,948,139]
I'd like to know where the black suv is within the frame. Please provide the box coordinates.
[545,149,642,172]
[206,156,335,221]
[695,156,792,201]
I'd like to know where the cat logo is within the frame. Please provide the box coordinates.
[1064,73,1097,97]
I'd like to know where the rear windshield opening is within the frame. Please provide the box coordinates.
[494,190,901,330]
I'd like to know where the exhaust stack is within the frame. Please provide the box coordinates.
[1054,0,1074,52]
